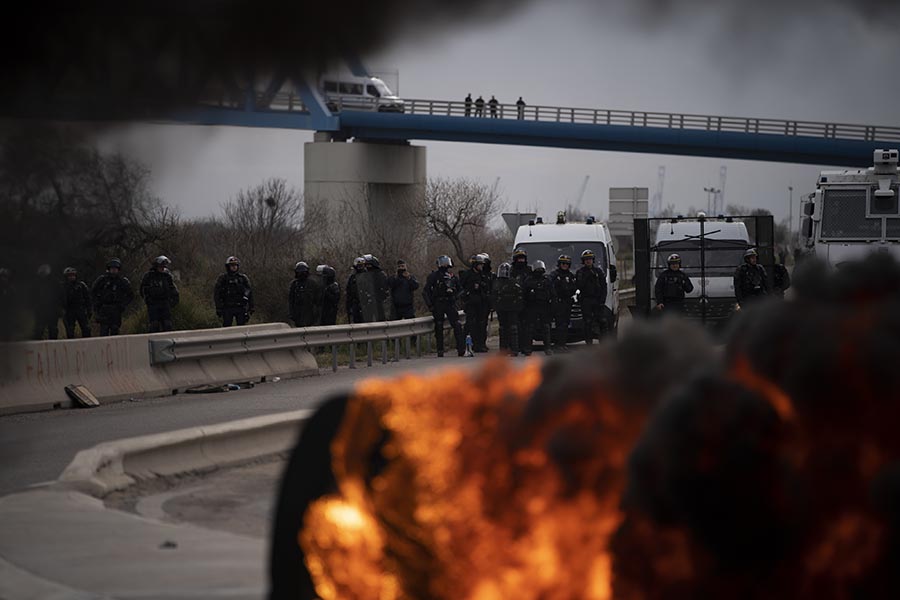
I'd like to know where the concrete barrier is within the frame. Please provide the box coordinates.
[58,409,313,496]
[0,324,318,416]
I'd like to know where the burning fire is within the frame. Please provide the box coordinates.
[285,256,900,599]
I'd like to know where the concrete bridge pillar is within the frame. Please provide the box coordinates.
[304,137,426,260]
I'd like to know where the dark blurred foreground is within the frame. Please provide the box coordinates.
[271,253,900,599]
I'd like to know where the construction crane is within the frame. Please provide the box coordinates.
[572,175,590,210]
[716,166,727,214]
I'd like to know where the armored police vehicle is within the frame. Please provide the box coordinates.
[800,149,900,266]
[633,213,775,326]
[320,73,405,112]
[512,214,620,338]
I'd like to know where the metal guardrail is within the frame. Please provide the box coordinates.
[201,90,900,143]
[149,313,465,373]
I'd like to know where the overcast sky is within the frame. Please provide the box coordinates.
[99,0,900,227]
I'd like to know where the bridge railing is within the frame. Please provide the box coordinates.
[198,88,900,143]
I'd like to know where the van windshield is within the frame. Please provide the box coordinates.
[516,242,608,273]
[655,239,747,276]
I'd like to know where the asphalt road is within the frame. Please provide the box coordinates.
[0,352,505,496]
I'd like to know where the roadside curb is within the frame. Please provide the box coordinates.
[57,408,314,497]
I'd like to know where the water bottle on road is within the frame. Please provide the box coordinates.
[465,334,475,357]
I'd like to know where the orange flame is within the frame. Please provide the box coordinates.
[299,357,650,600]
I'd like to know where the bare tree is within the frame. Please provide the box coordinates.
[420,177,504,266]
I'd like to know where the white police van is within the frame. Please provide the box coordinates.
[319,74,405,113]
[512,215,619,338]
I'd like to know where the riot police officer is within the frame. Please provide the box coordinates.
[289,262,323,327]
[62,267,92,338]
[214,256,253,326]
[91,258,134,336]
[523,260,555,356]
[387,260,419,320]
[549,254,577,352]
[423,255,465,357]
[32,264,63,340]
[493,262,524,356]
[357,254,391,322]
[772,262,791,299]
[654,253,694,315]
[346,257,366,323]
[317,265,341,326]
[460,254,489,352]
[140,256,180,332]
[480,253,496,346]
[734,248,768,310]
[576,249,607,344]
[510,248,531,349]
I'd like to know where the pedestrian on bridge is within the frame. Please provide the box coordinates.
[475,95,485,117]
[464,93,472,117]
[214,256,253,327]
[140,256,179,332]
[92,258,134,336]
[516,96,526,119]
[489,95,499,118]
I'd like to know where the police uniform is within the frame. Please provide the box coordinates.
[63,276,92,338]
[214,269,253,326]
[423,267,465,357]
[549,266,577,349]
[523,269,554,355]
[654,269,694,314]
[92,273,134,336]
[320,268,341,326]
[493,274,524,355]
[734,262,768,306]
[140,269,179,332]
[289,273,323,327]
[576,264,607,344]
[459,266,489,352]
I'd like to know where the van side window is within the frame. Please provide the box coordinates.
[366,84,381,98]
[340,82,363,95]
[324,81,338,93]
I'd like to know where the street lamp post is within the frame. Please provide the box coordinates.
[703,186,721,214]
[788,185,794,248]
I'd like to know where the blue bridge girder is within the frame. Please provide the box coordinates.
[169,93,900,167]
[14,91,900,167]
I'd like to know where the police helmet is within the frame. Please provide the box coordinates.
[63,267,77,276]
[436,255,453,268]
[512,248,527,261]
[294,261,309,274]
[557,254,572,266]
[497,262,512,279]
[744,248,759,261]
[580,249,595,262]
[37,264,52,276]
[107,258,122,269]
[470,254,485,266]
[481,252,491,262]
[225,256,240,267]
[153,255,171,267]
[368,255,381,269]
[533,260,546,273]
[317,264,336,278]
[667,253,681,264]
[353,256,366,270]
